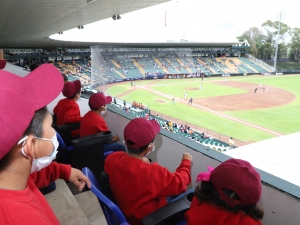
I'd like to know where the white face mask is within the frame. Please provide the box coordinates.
[101,107,107,115]
[145,143,155,157]
[18,133,59,174]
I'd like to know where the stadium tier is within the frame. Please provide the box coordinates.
[6,47,271,84]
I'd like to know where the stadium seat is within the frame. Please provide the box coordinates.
[97,169,192,225]
[54,122,81,146]
[55,132,74,164]
[82,167,130,225]
[71,131,112,183]
[142,191,193,225]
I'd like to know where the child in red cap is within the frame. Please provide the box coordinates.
[105,118,193,225]
[80,93,126,153]
[185,158,264,225]
[0,65,91,224]
[53,80,82,138]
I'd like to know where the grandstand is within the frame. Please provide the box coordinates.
[4,46,272,87]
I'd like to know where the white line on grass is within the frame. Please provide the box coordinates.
[142,86,282,137]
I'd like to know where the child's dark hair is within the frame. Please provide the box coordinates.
[88,102,101,111]
[126,138,154,154]
[30,62,41,71]
[68,91,80,99]
[194,181,264,221]
[0,107,48,172]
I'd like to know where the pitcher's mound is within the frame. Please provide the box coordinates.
[184,87,198,90]
[155,99,167,103]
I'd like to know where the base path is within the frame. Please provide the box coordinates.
[194,81,296,111]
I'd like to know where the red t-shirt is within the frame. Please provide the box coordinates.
[53,98,82,137]
[80,111,109,137]
[105,152,191,225]
[185,197,262,225]
[0,162,71,225]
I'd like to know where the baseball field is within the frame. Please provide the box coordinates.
[105,75,300,144]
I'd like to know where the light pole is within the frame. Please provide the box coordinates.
[273,4,284,73]
[273,13,283,72]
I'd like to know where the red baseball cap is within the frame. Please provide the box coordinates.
[124,118,160,150]
[0,60,6,69]
[208,158,261,207]
[62,80,81,98]
[89,93,112,109]
[0,64,64,160]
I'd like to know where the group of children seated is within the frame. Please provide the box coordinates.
[0,63,264,225]
[132,101,147,110]
[53,80,126,153]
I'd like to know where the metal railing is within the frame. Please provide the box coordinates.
[248,55,273,72]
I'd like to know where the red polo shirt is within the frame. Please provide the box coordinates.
[53,98,82,137]
[80,111,109,137]
[185,197,262,225]
[105,152,191,225]
[0,162,71,225]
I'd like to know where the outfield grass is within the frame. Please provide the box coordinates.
[106,84,130,97]
[106,75,300,142]
[150,82,246,99]
[106,80,163,96]
[117,89,275,142]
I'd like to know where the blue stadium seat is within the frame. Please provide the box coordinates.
[56,132,73,164]
[83,167,191,225]
[82,167,130,225]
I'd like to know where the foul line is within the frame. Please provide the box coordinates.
[142,86,282,137]
[147,74,299,87]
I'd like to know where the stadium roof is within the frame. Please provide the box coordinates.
[0,0,171,48]
[94,42,239,48]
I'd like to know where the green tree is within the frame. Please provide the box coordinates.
[237,27,264,57]
[289,28,300,62]
[262,20,290,42]
[261,20,291,60]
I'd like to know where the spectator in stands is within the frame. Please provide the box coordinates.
[185,158,263,225]
[0,64,90,224]
[53,80,82,138]
[62,74,68,83]
[29,62,41,71]
[80,93,126,153]
[229,137,235,150]
[105,118,193,225]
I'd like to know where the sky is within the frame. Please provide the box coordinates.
[50,0,300,43]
